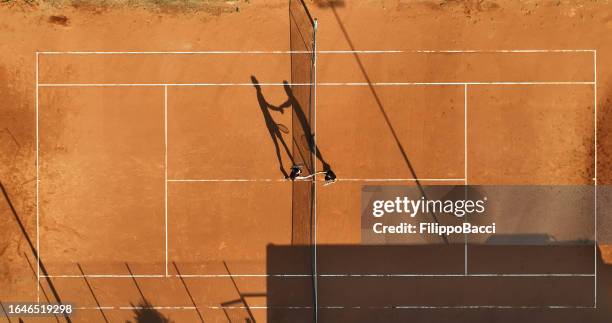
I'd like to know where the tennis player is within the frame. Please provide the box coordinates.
[288,165,336,184]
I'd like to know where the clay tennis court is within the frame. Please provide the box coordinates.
[1,0,612,322]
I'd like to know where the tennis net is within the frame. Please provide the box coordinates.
[289,0,317,245]
[289,1,318,321]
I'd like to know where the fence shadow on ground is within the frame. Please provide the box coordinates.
[0,181,72,323]
[267,244,611,322]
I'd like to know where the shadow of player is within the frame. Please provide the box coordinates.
[278,80,333,174]
[251,76,295,178]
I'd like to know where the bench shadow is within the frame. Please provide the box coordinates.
[125,263,173,323]
[126,299,172,323]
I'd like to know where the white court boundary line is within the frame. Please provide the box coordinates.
[35,48,599,309]
[71,305,596,310]
[38,81,595,87]
[464,84,469,276]
[164,86,168,277]
[42,273,595,278]
[593,50,598,308]
[35,52,40,303]
[37,49,596,54]
[166,178,467,182]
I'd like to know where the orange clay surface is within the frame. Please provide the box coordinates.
[1,0,612,322]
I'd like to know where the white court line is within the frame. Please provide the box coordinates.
[37,49,596,55]
[39,50,402,55]
[37,81,595,87]
[76,307,116,310]
[593,50,598,308]
[43,274,167,278]
[43,274,306,278]
[393,305,595,309]
[164,85,168,277]
[35,52,40,304]
[323,82,595,86]
[167,178,466,182]
[319,273,595,277]
[464,84,468,276]
[464,84,468,182]
[313,18,320,323]
[334,178,465,182]
[399,49,596,53]
[168,179,289,182]
[38,82,302,87]
[42,273,595,278]
[73,305,596,310]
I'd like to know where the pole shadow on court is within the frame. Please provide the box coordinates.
[324,3,447,244]
[0,181,72,322]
